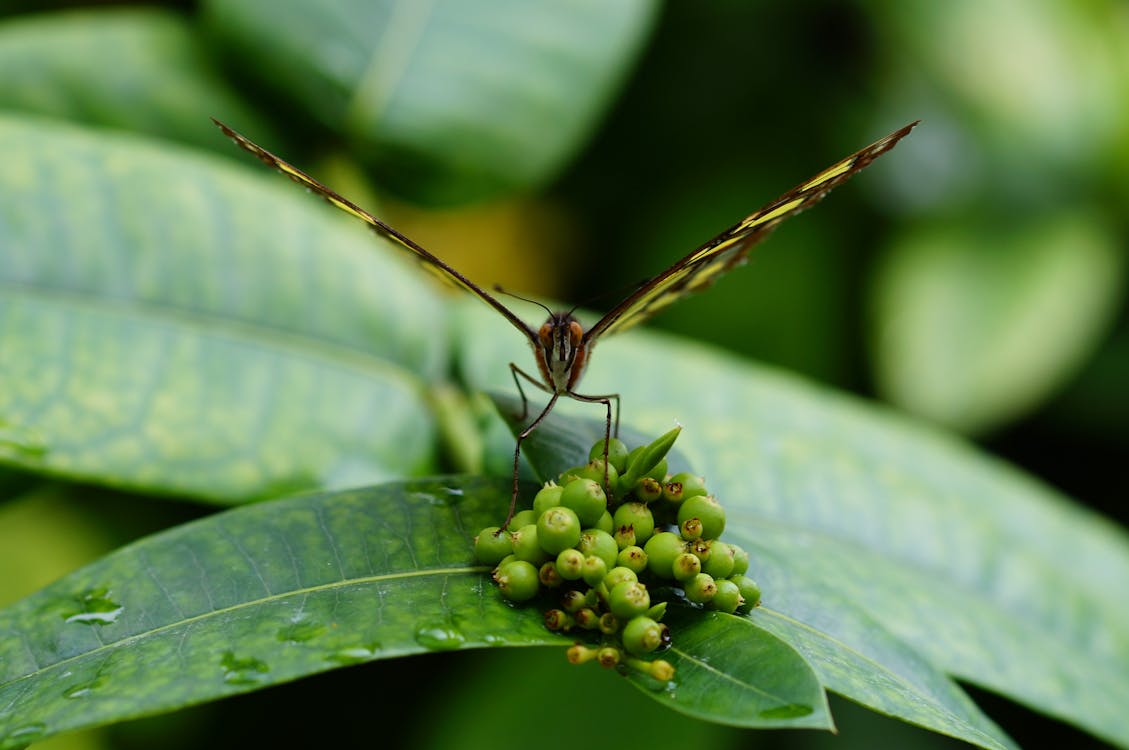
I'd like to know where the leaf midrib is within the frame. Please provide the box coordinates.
[1,564,491,692]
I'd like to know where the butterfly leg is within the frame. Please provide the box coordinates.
[508,362,549,421]
[568,390,620,500]
[502,392,561,531]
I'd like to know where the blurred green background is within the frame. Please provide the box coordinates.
[0,0,1125,748]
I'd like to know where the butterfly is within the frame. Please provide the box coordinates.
[214,118,917,524]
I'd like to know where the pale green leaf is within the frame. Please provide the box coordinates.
[0,115,447,502]
[870,212,1125,433]
[201,0,658,204]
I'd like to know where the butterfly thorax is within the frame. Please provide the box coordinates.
[533,313,589,394]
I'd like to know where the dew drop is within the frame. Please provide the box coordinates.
[62,676,105,699]
[0,723,47,750]
[276,619,327,644]
[220,651,269,685]
[759,703,814,719]
[328,643,382,664]
[414,622,466,651]
[62,587,123,626]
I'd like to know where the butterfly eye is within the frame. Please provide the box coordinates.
[538,322,554,349]
[568,320,583,347]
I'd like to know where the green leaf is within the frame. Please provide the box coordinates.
[453,296,1129,748]
[0,115,447,502]
[870,212,1125,434]
[0,8,282,153]
[201,0,658,205]
[0,476,830,744]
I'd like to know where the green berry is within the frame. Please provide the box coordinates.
[709,579,742,613]
[543,608,572,631]
[555,548,585,580]
[561,460,618,491]
[577,529,618,568]
[677,495,726,540]
[594,510,614,534]
[560,588,587,613]
[613,525,636,550]
[612,502,655,544]
[493,553,516,572]
[679,516,703,541]
[536,506,582,555]
[493,560,540,602]
[597,646,621,668]
[622,616,665,656]
[560,478,608,528]
[730,544,750,576]
[581,555,608,587]
[574,607,600,630]
[730,575,761,611]
[538,561,563,588]
[608,581,651,620]
[684,573,717,604]
[473,526,512,565]
[532,483,563,516]
[511,524,549,564]
[616,545,648,575]
[507,509,538,531]
[703,541,735,579]
[635,658,674,681]
[590,438,629,473]
[671,551,702,582]
[567,644,598,664]
[669,472,707,500]
[661,480,683,504]
[643,532,686,580]
[688,538,711,563]
[604,566,638,589]
[634,476,663,503]
[598,613,619,635]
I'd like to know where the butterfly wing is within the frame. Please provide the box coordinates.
[212,119,538,342]
[583,121,919,343]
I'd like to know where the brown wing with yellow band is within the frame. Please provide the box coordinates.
[582,121,919,343]
[212,119,538,342]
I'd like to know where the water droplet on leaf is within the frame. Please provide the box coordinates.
[414,622,466,651]
[220,651,269,685]
[62,676,106,699]
[0,723,47,750]
[276,619,327,644]
[62,588,123,625]
[759,703,814,719]
[328,643,382,664]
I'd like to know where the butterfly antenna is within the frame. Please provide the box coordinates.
[493,284,554,318]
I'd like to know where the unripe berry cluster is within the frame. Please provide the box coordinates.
[474,426,760,682]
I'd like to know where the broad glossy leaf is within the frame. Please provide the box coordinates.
[0,476,827,744]
[870,212,1124,434]
[454,297,1129,748]
[0,8,281,152]
[878,0,1129,175]
[0,115,446,502]
[201,0,658,204]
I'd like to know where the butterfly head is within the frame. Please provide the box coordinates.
[535,313,588,393]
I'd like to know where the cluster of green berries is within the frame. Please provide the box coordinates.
[474,426,761,681]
